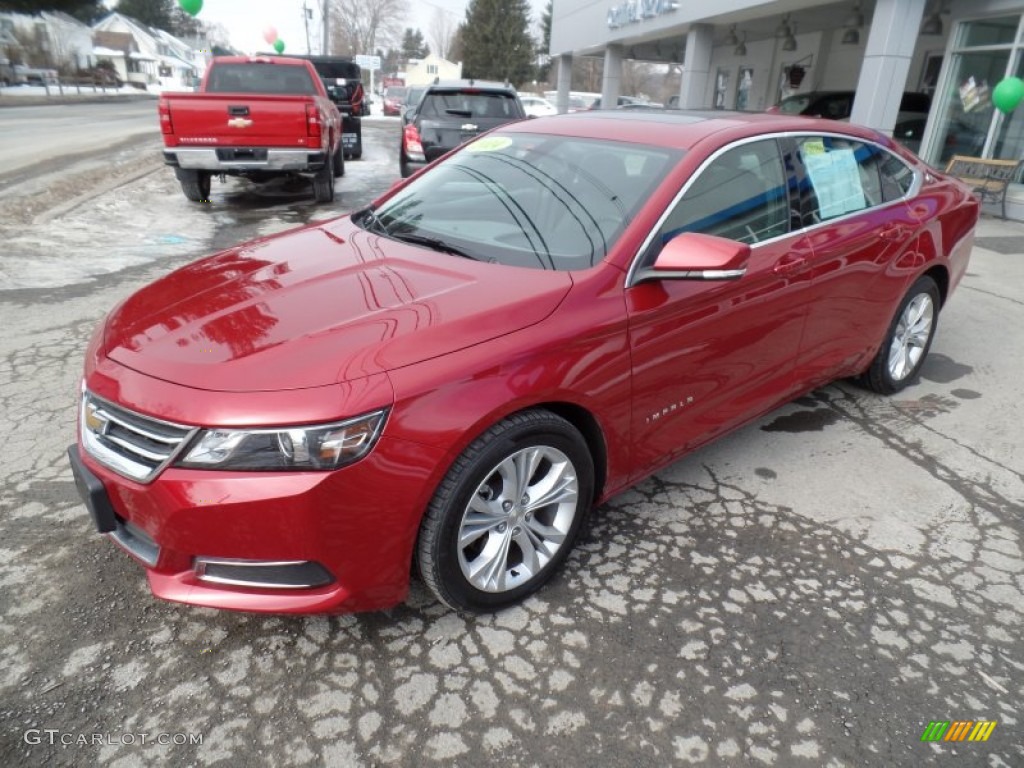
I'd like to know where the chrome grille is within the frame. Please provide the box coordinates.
[81,391,196,482]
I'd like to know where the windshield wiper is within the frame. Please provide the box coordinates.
[388,232,479,261]
[357,206,387,234]
[444,108,473,117]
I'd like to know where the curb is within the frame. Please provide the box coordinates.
[34,161,164,225]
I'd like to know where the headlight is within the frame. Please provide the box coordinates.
[176,410,387,471]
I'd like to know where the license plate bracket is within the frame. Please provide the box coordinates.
[67,446,117,533]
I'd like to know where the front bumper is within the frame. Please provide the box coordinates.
[68,430,446,614]
[164,148,327,173]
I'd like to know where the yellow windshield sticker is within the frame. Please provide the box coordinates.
[466,136,513,152]
[803,139,826,155]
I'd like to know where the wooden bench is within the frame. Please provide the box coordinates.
[944,155,1024,219]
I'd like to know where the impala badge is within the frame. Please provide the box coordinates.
[227,117,253,128]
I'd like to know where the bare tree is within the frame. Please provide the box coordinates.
[621,61,660,100]
[428,7,456,61]
[328,0,408,57]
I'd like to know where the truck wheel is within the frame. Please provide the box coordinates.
[333,144,345,177]
[313,153,335,203]
[352,129,363,160]
[179,171,210,202]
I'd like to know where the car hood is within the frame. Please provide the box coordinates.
[104,217,573,392]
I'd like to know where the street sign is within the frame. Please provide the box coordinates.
[355,54,381,71]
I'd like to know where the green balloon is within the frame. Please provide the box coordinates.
[992,76,1024,113]
[273,39,286,54]
[178,0,202,16]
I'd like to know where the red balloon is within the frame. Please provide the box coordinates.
[263,26,278,45]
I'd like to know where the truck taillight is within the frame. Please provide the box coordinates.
[158,100,173,134]
[305,103,322,142]
[403,123,424,158]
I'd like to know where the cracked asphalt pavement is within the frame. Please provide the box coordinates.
[0,108,1021,767]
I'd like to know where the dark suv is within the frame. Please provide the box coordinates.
[770,90,931,121]
[400,80,525,177]
[280,54,365,159]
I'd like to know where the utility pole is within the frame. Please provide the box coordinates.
[322,0,329,55]
[303,3,312,55]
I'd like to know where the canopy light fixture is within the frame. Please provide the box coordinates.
[783,23,798,51]
[775,14,793,38]
[921,2,945,35]
[735,33,747,56]
[843,1,864,29]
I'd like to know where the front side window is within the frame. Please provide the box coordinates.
[359,134,680,270]
[658,139,789,247]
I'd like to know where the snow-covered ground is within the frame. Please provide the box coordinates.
[0,83,158,100]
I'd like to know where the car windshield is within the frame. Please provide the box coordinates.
[310,61,360,80]
[778,94,811,114]
[386,86,407,99]
[406,87,426,107]
[207,63,317,95]
[359,133,680,270]
[419,91,523,119]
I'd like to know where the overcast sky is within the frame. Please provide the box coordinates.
[182,0,545,57]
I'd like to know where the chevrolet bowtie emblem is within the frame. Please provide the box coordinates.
[227,117,253,128]
[461,123,478,131]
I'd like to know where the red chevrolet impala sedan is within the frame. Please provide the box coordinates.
[69,111,979,614]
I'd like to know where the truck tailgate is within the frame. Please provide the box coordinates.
[164,94,314,148]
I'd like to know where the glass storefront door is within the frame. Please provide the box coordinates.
[924,14,1024,170]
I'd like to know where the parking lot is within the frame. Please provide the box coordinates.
[0,112,1022,767]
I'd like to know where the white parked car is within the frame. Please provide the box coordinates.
[520,94,558,117]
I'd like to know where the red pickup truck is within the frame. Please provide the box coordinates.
[158,56,344,203]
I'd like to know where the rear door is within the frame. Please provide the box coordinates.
[787,134,922,383]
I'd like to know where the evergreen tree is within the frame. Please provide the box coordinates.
[537,0,553,83]
[461,0,533,86]
[400,28,429,61]
[382,47,403,76]
[115,0,174,30]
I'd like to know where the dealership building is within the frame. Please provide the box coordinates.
[549,0,1024,218]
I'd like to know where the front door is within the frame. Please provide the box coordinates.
[625,138,816,478]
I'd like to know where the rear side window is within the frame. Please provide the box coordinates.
[419,91,523,120]
[794,136,914,222]
[207,64,316,95]
[660,139,790,245]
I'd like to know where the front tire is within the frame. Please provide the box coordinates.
[860,275,940,394]
[417,410,594,612]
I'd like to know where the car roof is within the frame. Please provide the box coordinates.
[212,55,314,69]
[425,79,516,94]
[499,110,890,151]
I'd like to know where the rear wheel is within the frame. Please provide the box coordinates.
[333,143,345,177]
[860,275,940,394]
[312,153,335,203]
[417,410,594,612]
[178,170,211,202]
